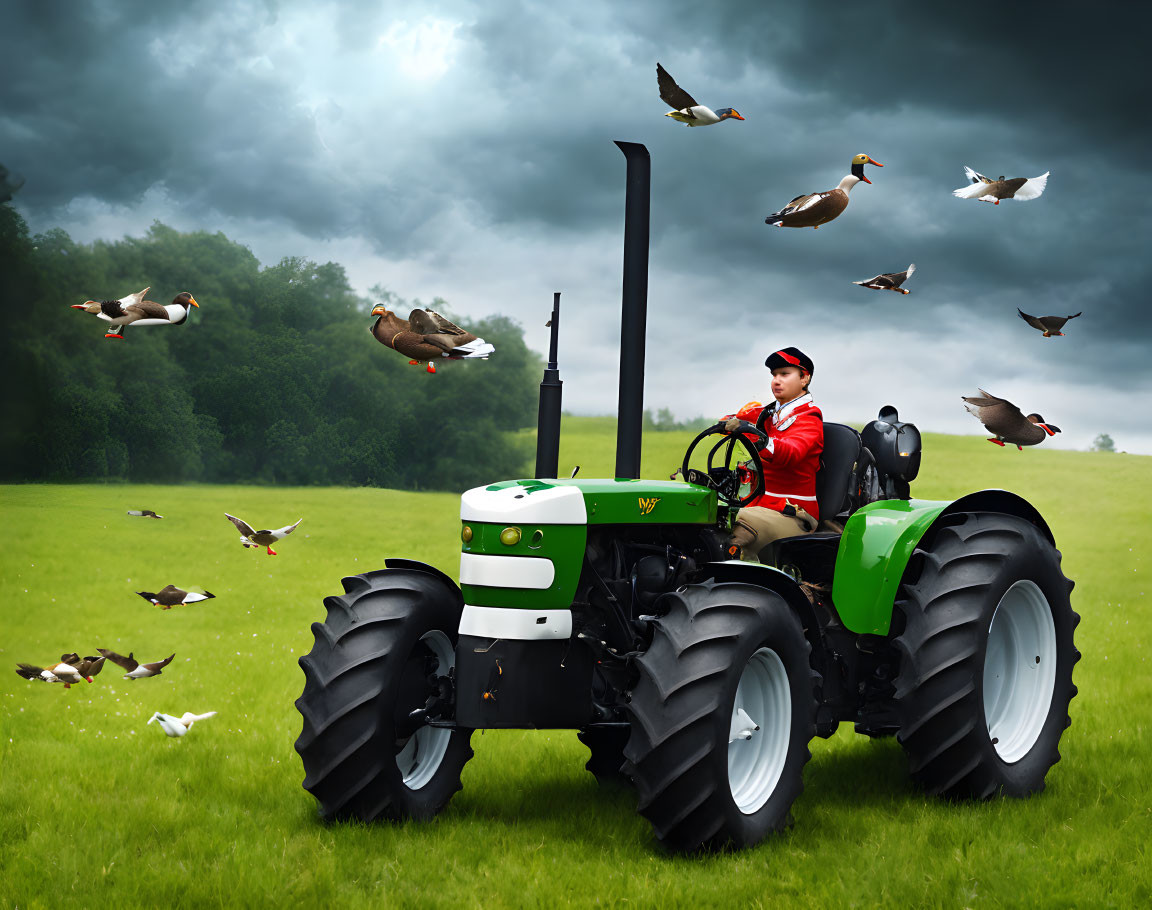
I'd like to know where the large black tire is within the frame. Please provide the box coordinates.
[893,512,1079,799]
[623,580,818,851]
[295,567,474,822]
[577,727,632,786]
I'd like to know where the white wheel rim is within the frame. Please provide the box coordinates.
[396,630,454,789]
[727,647,791,814]
[983,580,1057,763]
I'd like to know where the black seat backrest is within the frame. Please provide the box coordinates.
[815,422,861,520]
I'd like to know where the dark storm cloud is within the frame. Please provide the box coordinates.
[1,0,1149,385]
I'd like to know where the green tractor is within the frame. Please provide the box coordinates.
[294,144,1079,852]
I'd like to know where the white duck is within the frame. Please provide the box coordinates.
[147,711,217,737]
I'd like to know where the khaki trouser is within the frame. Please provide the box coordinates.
[728,505,817,562]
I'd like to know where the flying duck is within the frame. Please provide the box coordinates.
[127,509,164,519]
[97,649,175,679]
[16,654,104,688]
[1017,308,1081,337]
[853,263,916,294]
[656,63,744,127]
[962,390,1061,449]
[953,166,1048,204]
[369,305,494,373]
[225,513,302,555]
[136,585,216,610]
[765,154,883,229]
[71,289,199,338]
[147,711,217,738]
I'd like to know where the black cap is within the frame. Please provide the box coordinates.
[765,347,814,375]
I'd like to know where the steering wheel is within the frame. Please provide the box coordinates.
[679,421,768,508]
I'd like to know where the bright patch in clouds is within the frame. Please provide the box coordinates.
[376,18,461,80]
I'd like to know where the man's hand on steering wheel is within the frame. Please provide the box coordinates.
[680,419,769,508]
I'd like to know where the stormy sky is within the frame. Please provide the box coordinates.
[4,0,1150,452]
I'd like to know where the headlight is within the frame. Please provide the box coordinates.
[499,527,521,546]
[461,525,473,543]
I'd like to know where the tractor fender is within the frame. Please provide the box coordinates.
[831,490,1054,636]
[381,557,463,597]
[698,561,820,640]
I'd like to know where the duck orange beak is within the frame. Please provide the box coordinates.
[729,111,745,121]
[71,303,92,309]
[188,296,199,308]
[371,305,388,316]
[866,157,883,167]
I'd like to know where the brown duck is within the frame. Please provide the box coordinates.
[136,585,216,610]
[854,264,916,294]
[369,304,495,373]
[127,509,164,519]
[962,390,1061,449]
[72,289,199,338]
[97,649,175,679]
[16,653,105,687]
[1017,308,1081,337]
[225,513,302,555]
[953,167,1049,204]
[765,154,883,229]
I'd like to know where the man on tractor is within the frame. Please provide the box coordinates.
[722,347,824,561]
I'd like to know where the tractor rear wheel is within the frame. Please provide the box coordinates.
[623,580,818,851]
[893,512,1079,799]
[295,567,474,822]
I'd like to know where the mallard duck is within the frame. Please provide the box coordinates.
[97,649,175,679]
[953,167,1048,204]
[136,585,215,610]
[765,154,883,229]
[1017,308,1081,337]
[853,263,916,294]
[657,63,744,127]
[71,289,198,338]
[962,390,1061,449]
[369,304,494,373]
[225,513,302,555]
[147,711,217,737]
[127,509,164,519]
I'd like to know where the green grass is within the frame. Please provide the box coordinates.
[2,418,1150,908]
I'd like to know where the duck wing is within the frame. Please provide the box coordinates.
[411,308,469,336]
[142,653,175,674]
[97,648,140,673]
[1017,309,1049,332]
[1011,172,1049,201]
[656,63,698,110]
[179,711,217,725]
[74,655,105,678]
[224,513,257,538]
[264,518,302,540]
[963,166,992,185]
[125,300,171,320]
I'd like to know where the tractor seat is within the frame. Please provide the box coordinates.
[757,422,861,570]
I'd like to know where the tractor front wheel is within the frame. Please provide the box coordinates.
[894,512,1079,799]
[295,567,474,822]
[623,580,817,851]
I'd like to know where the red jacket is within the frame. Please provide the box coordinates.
[726,395,824,520]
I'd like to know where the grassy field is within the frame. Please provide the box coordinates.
[1,417,1150,908]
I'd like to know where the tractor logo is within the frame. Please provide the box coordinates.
[638,497,661,515]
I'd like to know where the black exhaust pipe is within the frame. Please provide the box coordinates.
[535,292,562,479]
[613,141,650,480]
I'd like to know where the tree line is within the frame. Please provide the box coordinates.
[0,204,541,489]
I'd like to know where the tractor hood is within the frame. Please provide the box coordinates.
[467,478,716,525]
